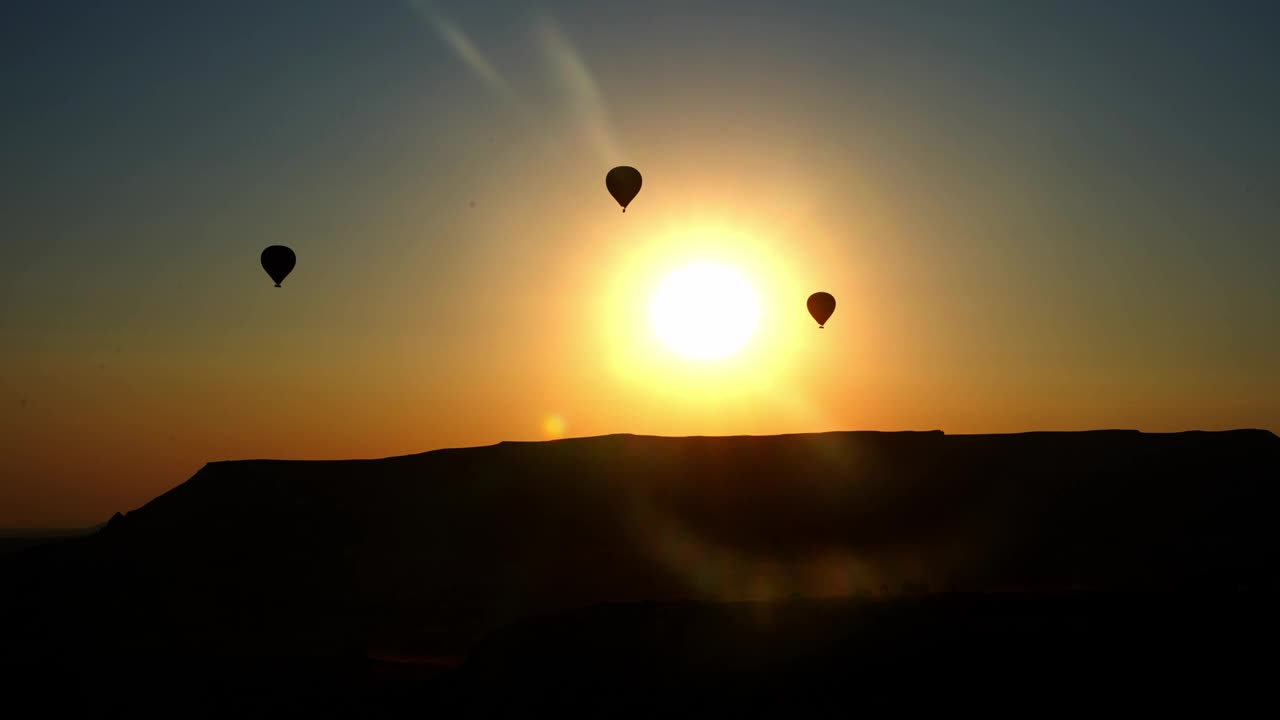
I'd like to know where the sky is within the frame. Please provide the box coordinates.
[2,0,1277,527]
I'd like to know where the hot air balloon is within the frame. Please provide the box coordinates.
[807,292,836,328]
[606,166,642,212]
[261,245,296,288]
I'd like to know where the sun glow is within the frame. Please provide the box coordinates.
[650,262,760,360]
[592,215,824,417]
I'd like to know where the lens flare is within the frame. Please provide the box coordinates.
[542,414,567,438]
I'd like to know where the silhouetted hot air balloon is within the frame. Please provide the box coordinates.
[807,292,836,328]
[260,245,296,288]
[606,166,642,212]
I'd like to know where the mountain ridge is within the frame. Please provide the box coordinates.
[155,426,1276,480]
[3,429,1278,662]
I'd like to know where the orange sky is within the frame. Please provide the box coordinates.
[3,2,1277,527]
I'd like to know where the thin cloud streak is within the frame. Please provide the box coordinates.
[535,18,625,165]
[409,1,516,103]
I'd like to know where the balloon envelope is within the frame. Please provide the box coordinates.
[261,245,296,287]
[807,292,836,328]
[605,166,642,212]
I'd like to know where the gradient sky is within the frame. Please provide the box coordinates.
[2,0,1278,527]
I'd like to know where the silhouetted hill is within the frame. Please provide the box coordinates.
[3,429,1277,669]
[3,430,1279,714]
[0,523,104,554]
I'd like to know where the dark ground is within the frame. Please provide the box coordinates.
[2,430,1277,715]
[5,593,1274,716]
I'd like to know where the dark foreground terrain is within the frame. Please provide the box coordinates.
[2,430,1278,715]
[6,593,1277,715]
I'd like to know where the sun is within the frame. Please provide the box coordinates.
[649,262,761,360]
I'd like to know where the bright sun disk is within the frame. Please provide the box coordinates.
[650,262,760,360]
